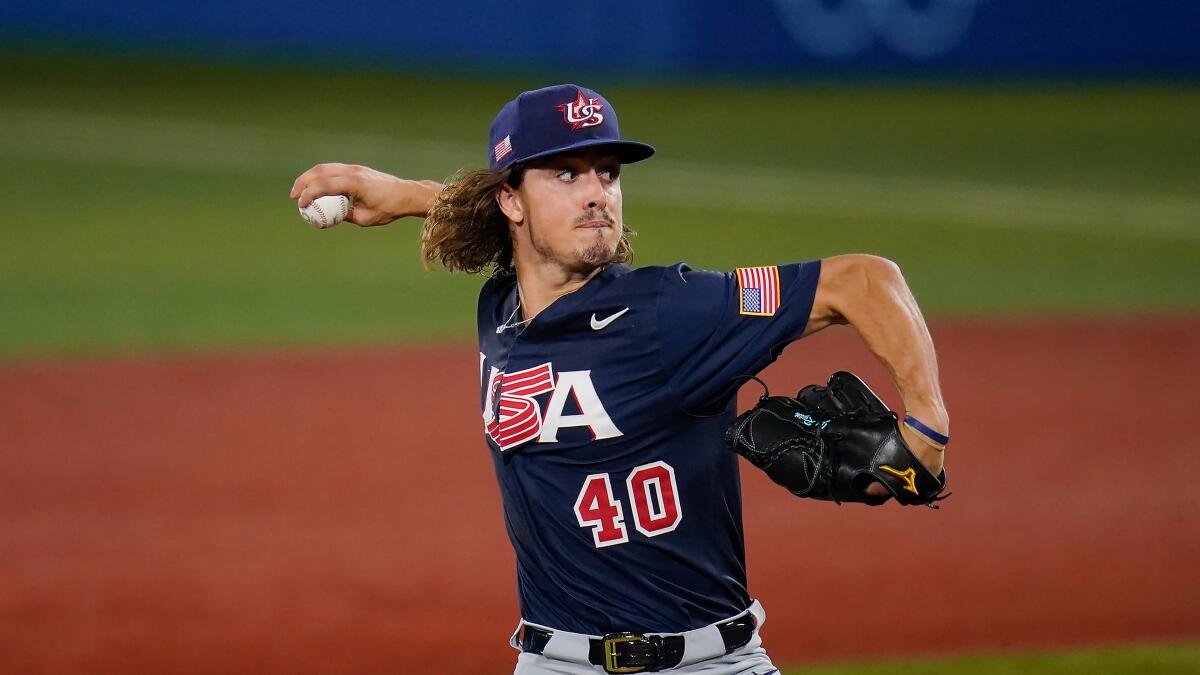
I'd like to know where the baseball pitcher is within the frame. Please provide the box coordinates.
[291,84,949,674]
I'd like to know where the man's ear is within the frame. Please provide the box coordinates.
[497,183,524,225]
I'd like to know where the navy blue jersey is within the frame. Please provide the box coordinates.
[477,261,821,634]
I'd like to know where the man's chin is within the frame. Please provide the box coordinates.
[573,230,620,265]
[575,244,621,269]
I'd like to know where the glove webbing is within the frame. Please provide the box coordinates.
[729,407,830,499]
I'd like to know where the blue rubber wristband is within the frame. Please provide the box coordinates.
[903,415,950,445]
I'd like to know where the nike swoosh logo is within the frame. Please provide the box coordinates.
[590,307,630,330]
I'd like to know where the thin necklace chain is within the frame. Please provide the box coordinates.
[496,283,536,334]
[495,301,533,334]
[495,267,606,334]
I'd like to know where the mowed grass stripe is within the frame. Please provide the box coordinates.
[0,106,477,178]
[2,76,1197,359]
[3,106,1196,241]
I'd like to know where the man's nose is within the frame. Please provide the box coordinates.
[580,170,607,210]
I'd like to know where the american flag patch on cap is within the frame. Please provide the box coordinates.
[493,134,513,162]
[737,266,781,316]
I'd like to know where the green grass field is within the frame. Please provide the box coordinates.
[784,642,1200,675]
[1,52,1198,360]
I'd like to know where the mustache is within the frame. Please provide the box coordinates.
[575,210,616,226]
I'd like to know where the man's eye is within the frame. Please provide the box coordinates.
[556,169,575,181]
[600,169,619,181]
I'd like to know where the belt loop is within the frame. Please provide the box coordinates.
[509,619,526,652]
[748,599,766,629]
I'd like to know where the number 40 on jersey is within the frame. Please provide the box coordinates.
[575,461,682,548]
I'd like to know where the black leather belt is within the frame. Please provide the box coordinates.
[518,613,756,673]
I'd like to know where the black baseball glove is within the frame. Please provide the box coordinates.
[724,371,948,507]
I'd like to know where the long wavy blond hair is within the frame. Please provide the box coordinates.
[421,166,634,274]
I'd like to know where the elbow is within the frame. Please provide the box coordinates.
[857,254,904,285]
[835,254,905,295]
[810,254,909,332]
[827,254,907,317]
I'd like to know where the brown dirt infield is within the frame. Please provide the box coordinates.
[1,317,1198,674]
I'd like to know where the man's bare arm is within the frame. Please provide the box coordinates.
[806,254,948,477]
[290,163,443,227]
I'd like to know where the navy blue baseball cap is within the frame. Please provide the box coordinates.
[488,84,655,172]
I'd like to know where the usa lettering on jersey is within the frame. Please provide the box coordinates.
[481,358,622,451]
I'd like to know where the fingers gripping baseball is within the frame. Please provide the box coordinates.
[291,164,439,227]
[291,163,394,227]
[291,163,354,207]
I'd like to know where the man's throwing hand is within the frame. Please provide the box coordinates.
[290,163,442,227]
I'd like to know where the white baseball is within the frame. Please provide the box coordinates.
[299,194,351,229]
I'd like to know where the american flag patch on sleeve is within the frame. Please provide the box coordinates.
[737,266,781,316]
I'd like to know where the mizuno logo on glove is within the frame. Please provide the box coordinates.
[878,464,919,495]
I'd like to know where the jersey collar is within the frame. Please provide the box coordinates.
[495,264,631,336]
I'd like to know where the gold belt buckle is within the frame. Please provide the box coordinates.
[603,632,648,673]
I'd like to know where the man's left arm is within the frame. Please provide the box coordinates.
[805,254,948,480]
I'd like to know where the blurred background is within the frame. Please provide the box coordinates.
[1,1,1198,673]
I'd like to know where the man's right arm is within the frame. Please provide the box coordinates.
[290,163,443,227]
[804,254,948,481]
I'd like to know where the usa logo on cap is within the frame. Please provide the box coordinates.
[486,84,655,172]
[557,90,605,131]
